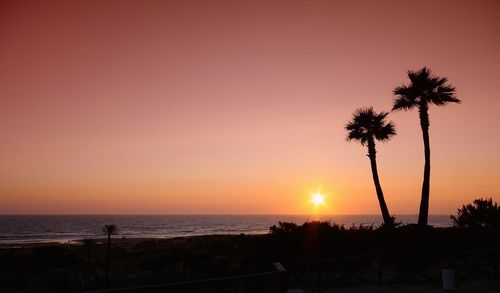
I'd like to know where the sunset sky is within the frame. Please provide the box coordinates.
[1,0,499,215]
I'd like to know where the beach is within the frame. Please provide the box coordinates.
[0,234,275,292]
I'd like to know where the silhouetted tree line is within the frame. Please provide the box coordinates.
[265,214,500,263]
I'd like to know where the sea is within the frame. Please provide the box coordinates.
[0,215,452,244]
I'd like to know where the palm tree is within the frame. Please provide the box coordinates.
[392,67,460,226]
[102,224,119,280]
[346,107,396,226]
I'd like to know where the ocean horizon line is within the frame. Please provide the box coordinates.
[0,213,450,216]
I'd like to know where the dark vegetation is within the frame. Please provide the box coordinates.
[1,198,499,292]
[0,235,272,292]
[451,197,500,229]
[267,220,499,261]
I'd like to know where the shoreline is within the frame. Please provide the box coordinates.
[0,233,268,248]
[0,215,454,247]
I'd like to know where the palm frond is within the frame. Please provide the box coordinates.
[102,224,119,235]
[430,83,461,106]
[375,121,396,142]
[345,107,396,145]
[392,88,418,111]
[393,66,460,110]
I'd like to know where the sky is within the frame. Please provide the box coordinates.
[1,0,499,215]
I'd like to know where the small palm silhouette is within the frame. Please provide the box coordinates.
[393,67,460,226]
[102,224,119,280]
[346,107,396,226]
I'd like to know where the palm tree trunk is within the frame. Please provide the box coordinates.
[418,104,431,226]
[367,140,392,226]
[106,234,111,280]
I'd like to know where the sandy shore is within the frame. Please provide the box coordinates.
[0,235,224,248]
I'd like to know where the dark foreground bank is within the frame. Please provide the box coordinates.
[1,223,499,292]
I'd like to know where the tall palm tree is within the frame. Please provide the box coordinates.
[392,67,460,226]
[346,107,396,226]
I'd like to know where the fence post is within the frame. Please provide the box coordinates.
[494,249,499,279]
[377,255,383,284]
[274,262,288,293]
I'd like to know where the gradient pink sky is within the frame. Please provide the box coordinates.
[1,0,499,215]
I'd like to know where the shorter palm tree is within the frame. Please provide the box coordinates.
[346,107,396,226]
[102,224,119,279]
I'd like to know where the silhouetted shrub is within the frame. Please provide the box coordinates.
[270,220,388,236]
[269,221,348,236]
[269,221,299,234]
[378,216,401,230]
[451,197,500,229]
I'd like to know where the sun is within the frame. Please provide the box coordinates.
[310,192,325,206]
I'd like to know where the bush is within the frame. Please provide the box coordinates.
[269,221,299,234]
[269,221,347,235]
[451,197,500,229]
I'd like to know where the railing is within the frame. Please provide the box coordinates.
[84,263,288,293]
[2,248,498,292]
[284,247,500,290]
